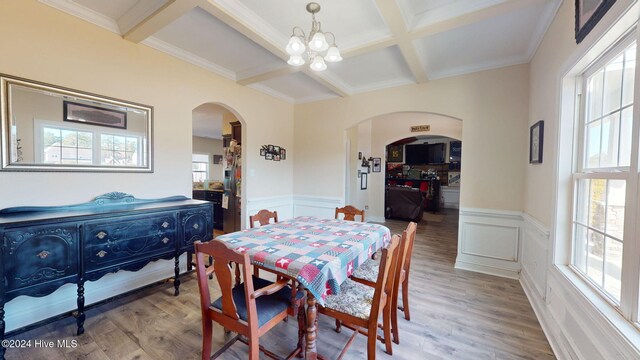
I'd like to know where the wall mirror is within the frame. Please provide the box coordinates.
[0,74,153,172]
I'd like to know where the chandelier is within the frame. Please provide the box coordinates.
[285,2,342,71]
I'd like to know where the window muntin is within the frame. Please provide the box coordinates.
[192,154,209,183]
[572,41,636,304]
[42,127,93,165]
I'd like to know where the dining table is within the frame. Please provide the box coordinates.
[216,216,391,360]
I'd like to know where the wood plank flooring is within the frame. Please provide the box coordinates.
[6,209,555,359]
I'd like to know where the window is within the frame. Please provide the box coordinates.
[572,38,636,306]
[192,154,209,183]
[42,127,93,164]
[100,134,139,166]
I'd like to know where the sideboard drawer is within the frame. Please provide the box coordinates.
[3,224,78,292]
[83,213,177,271]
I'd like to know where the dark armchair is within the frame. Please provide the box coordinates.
[385,186,424,222]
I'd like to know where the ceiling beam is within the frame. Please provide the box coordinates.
[237,66,301,85]
[340,37,396,59]
[123,0,201,43]
[198,0,350,96]
[374,0,428,83]
[409,0,539,39]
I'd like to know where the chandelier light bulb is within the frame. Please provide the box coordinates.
[286,36,305,56]
[310,55,327,71]
[309,32,329,52]
[324,46,342,62]
[287,55,305,66]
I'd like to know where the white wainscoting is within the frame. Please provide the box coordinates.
[292,195,343,219]
[245,195,294,223]
[455,207,523,279]
[521,213,550,300]
[441,186,460,209]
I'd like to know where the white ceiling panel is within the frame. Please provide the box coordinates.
[254,72,339,103]
[414,0,556,79]
[72,0,143,21]
[153,7,283,75]
[231,0,391,51]
[395,0,507,30]
[326,46,415,93]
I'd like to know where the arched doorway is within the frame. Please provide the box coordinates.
[192,102,247,231]
[344,112,462,222]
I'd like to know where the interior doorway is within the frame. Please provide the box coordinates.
[191,103,245,234]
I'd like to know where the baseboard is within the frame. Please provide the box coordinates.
[454,259,520,279]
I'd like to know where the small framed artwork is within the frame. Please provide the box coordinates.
[387,145,403,162]
[268,145,274,152]
[529,120,544,164]
[575,0,617,43]
[274,154,281,161]
[273,146,280,154]
[372,158,381,172]
[265,153,273,160]
[213,155,222,164]
[63,101,127,129]
[260,148,265,156]
[358,169,361,178]
[361,172,368,190]
[280,148,286,160]
[358,152,362,160]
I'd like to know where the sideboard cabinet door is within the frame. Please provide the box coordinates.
[180,206,213,250]
[3,224,78,299]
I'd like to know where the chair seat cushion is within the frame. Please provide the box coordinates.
[324,279,375,320]
[211,276,304,327]
[351,252,381,283]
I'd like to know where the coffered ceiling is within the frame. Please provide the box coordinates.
[41,0,560,103]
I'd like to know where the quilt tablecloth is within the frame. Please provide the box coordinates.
[216,216,391,305]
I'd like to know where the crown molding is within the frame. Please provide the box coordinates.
[141,37,236,81]
[39,0,121,34]
[428,53,530,81]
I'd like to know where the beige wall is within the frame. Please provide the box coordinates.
[294,65,529,212]
[0,0,294,208]
[192,136,223,181]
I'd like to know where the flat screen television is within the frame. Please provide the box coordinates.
[405,143,445,165]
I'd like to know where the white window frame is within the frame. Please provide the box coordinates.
[192,153,209,183]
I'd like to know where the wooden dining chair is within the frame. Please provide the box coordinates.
[249,209,278,228]
[194,240,305,360]
[318,234,400,360]
[335,205,365,222]
[350,222,417,346]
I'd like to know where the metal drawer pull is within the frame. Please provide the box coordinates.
[37,250,50,259]
[162,221,169,228]
[162,237,170,244]
[96,231,107,239]
[193,223,200,230]
[96,250,107,258]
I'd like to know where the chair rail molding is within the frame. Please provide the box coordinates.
[292,195,343,220]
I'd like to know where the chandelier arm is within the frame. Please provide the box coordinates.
[324,32,337,46]
[292,26,306,39]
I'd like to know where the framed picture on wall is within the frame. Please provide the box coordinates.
[63,101,127,129]
[361,172,368,190]
[387,145,403,162]
[575,0,617,43]
[529,120,544,164]
[372,158,381,172]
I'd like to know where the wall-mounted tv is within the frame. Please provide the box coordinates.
[405,143,445,165]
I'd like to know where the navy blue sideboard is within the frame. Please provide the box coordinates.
[0,192,213,359]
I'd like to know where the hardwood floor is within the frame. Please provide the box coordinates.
[6,209,555,359]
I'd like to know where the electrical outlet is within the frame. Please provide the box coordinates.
[365,205,369,210]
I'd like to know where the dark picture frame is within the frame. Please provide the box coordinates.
[280,148,286,160]
[529,120,544,164]
[372,157,381,172]
[63,101,127,129]
[575,0,617,43]
[260,148,266,156]
[387,145,403,162]
[360,172,368,190]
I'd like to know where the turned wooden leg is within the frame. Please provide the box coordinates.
[174,257,181,296]
[335,319,342,333]
[186,251,193,271]
[76,281,86,335]
[297,291,306,358]
[305,292,318,360]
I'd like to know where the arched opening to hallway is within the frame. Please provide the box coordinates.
[191,102,246,232]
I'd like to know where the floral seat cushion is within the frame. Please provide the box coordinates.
[323,278,375,320]
[351,250,381,283]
